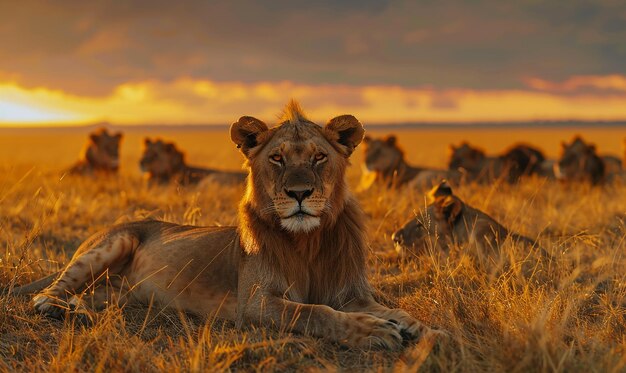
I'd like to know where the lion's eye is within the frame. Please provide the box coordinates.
[314,153,327,163]
[270,154,283,164]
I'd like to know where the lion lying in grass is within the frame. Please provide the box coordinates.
[13,101,441,350]
[359,135,464,190]
[67,128,122,175]
[140,138,247,186]
[448,142,548,183]
[392,181,541,259]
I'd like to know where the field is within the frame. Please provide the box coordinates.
[1,126,626,372]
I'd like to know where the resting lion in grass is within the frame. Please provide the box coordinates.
[359,135,463,190]
[448,142,548,183]
[140,138,247,186]
[554,136,606,184]
[392,181,540,257]
[67,128,123,175]
[14,101,439,350]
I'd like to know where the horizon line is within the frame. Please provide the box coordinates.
[1,119,626,132]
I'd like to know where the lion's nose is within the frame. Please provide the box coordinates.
[392,230,404,244]
[285,188,314,204]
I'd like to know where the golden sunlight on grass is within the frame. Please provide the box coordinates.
[0,127,625,371]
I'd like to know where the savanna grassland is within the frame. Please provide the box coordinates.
[1,126,626,372]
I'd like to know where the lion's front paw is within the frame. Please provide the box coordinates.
[343,313,404,350]
[384,310,447,344]
[32,293,93,326]
[33,293,65,318]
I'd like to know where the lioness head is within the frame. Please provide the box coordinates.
[555,136,605,184]
[448,142,486,172]
[361,135,403,173]
[140,138,185,179]
[231,100,364,234]
[83,128,123,171]
[392,181,463,254]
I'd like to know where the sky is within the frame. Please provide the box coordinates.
[1,0,626,125]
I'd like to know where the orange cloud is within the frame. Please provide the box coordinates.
[525,75,626,92]
[2,76,626,126]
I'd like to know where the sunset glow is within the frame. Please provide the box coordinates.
[1,1,625,126]
[2,77,626,126]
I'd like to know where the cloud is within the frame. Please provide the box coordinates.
[1,1,625,97]
[525,75,626,94]
[3,76,626,125]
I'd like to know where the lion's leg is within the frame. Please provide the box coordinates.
[32,231,139,318]
[340,296,445,343]
[238,294,405,350]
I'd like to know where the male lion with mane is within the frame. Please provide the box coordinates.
[14,101,439,350]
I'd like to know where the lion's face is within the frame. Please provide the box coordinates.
[392,181,463,254]
[84,129,122,171]
[231,101,364,234]
[448,142,485,172]
[361,136,402,173]
[140,139,185,177]
[555,136,604,183]
[392,216,432,254]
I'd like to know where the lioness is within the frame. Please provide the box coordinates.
[68,128,122,175]
[360,135,463,190]
[392,181,538,256]
[448,142,547,183]
[554,136,605,184]
[16,101,437,350]
[140,138,247,186]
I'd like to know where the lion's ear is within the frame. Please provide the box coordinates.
[230,116,269,157]
[89,133,100,143]
[427,180,453,203]
[385,135,397,146]
[325,114,365,156]
[434,196,463,226]
[114,132,123,140]
[144,138,152,146]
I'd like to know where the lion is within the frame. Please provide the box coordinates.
[68,128,123,175]
[360,135,463,190]
[140,138,247,186]
[392,181,539,258]
[448,142,547,183]
[13,101,439,350]
[554,136,605,184]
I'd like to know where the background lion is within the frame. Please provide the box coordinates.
[448,142,548,183]
[14,101,440,350]
[67,128,123,175]
[554,136,606,184]
[140,138,247,186]
[360,135,463,190]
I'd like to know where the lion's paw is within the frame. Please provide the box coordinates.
[381,310,448,344]
[344,313,404,350]
[32,293,93,326]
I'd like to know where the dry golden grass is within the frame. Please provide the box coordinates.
[1,127,625,372]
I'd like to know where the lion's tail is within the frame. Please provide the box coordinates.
[5,272,60,296]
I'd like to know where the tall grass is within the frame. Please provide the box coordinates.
[1,129,625,371]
